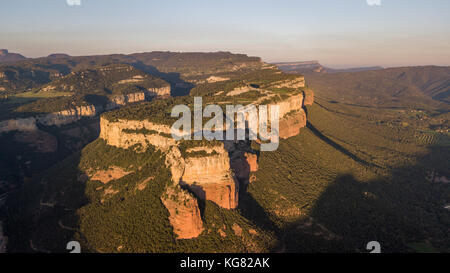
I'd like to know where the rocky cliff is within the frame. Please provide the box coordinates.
[99,118,176,150]
[303,88,314,106]
[37,105,99,127]
[269,92,307,139]
[180,145,239,209]
[0,90,170,133]
[100,118,239,209]
[279,110,307,139]
[269,76,305,89]
[161,185,204,239]
[98,90,313,204]
[95,87,313,239]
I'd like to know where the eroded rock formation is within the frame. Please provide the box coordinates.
[97,88,314,239]
[181,145,239,209]
[100,118,176,150]
[0,90,171,134]
[279,109,307,139]
[270,76,305,89]
[303,88,314,106]
[37,105,98,127]
[161,185,204,239]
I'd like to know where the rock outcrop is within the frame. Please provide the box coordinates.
[104,88,170,110]
[181,146,239,209]
[279,109,307,139]
[0,90,171,134]
[105,92,146,111]
[161,185,204,239]
[303,88,314,106]
[97,87,314,238]
[100,118,176,150]
[226,141,259,184]
[270,76,305,89]
[146,86,171,98]
[245,153,258,172]
[100,118,240,209]
[37,105,98,127]
[267,92,308,139]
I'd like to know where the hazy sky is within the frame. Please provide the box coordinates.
[1,0,449,68]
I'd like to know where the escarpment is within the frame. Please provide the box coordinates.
[303,88,314,106]
[269,76,305,89]
[279,109,307,139]
[268,92,308,139]
[180,145,239,209]
[95,81,313,239]
[98,90,313,204]
[100,118,177,150]
[0,90,170,134]
[37,105,99,126]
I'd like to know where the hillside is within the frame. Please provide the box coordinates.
[0,49,27,64]
[0,51,263,96]
[306,66,450,111]
[273,60,382,74]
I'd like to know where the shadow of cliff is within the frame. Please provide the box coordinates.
[238,189,279,233]
[2,151,92,253]
[306,121,383,170]
[276,143,450,253]
[0,116,100,197]
[179,181,207,218]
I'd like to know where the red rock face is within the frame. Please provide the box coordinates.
[183,178,239,209]
[229,151,258,185]
[279,109,307,139]
[303,89,314,106]
[181,147,239,209]
[161,186,204,239]
[245,153,258,172]
[230,155,250,182]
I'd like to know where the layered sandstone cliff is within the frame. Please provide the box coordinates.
[161,185,204,239]
[269,92,307,139]
[37,105,98,127]
[303,88,314,106]
[99,118,176,150]
[279,109,307,139]
[146,86,171,98]
[181,146,239,209]
[97,88,313,239]
[270,76,305,89]
[0,90,171,134]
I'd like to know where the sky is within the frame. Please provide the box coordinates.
[1,0,449,68]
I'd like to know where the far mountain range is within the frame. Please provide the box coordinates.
[273,60,383,74]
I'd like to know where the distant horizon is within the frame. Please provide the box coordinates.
[3,47,450,70]
[1,0,449,69]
